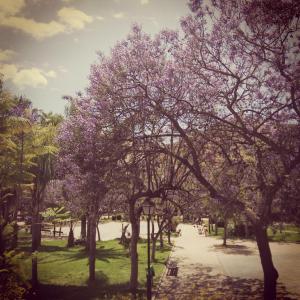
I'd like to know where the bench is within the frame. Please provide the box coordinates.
[166,263,178,276]
[41,228,51,233]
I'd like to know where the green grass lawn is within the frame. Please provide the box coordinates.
[16,233,171,299]
[209,224,300,243]
[267,224,300,243]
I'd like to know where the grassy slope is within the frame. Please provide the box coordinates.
[16,234,171,299]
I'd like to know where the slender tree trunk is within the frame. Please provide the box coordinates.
[86,217,91,251]
[88,212,97,282]
[67,221,74,248]
[31,253,38,290]
[223,220,227,246]
[215,222,218,236]
[11,221,18,249]
[12,132,24,249]
[159,231,164,248]
[31,197,40,291]
[96,223,101,242]
[255,224,278,300]
[245,222,249,239]
[167,227,171,245]
[151,236,157,262]
[81,215,87,239]
[53,222,56,237]
[32,213,40,252]
[208,217,211,234]
[157,216,164,248]
[129,201,139,293]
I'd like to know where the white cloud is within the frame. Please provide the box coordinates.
[0,0,25,17]
[58,66,68,73]
[0,2,94,40]
[96,16,104,21]
[13,68,48,88]
[113,12,125,19]
[0,64,18,80]
[140,0,149,5]
[0,49,16,62]
[0,17,66,40]
[0,64,58,88]
[45,70,57,78]
[58,7,93,30]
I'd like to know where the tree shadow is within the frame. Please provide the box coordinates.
[211,244,255,256]
[156,263,299,300]
[37,245,127,265]
[27,273,145,300]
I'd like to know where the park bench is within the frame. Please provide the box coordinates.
[53,230,64,235]
[41,224,52,234]
[166,262,178,276]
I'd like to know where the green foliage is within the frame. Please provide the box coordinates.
[268,224,300,243]
[209,224,300,243]
[0,251,30,300]
[40,206,71,223]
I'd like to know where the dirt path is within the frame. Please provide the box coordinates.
[155,224,300,300]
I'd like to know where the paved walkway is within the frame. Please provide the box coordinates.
[155,224,300,300]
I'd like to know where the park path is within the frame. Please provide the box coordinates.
[154,224,300,300]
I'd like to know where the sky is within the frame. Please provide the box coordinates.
[0,0,190,114]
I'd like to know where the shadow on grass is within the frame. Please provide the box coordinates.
[155,246,172,253]
[37,245,127,265]
[211,244,255,256]
[29,279,146,300]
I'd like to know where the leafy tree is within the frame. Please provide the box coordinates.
[85,8,300,297]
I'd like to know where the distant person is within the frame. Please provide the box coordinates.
[204,225,208,237]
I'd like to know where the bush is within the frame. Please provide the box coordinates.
[0,251,30,299]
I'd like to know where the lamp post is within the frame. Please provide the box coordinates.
[142,198,155,300]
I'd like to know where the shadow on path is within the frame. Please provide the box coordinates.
[155,263,298,300]
[211,244,255,256]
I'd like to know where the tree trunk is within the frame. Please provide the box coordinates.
[86,217,91,251]
[255,224,278,300]
[215,222,218,236]
[81,215,87,239]
[159,231,164,248]
[129,201,139,293]
[223,220,227,246]
[11,221,18,249]
[245,222,249,239]
[31,253,38,291]
[167,227,171,245]
[32,213,41,252]
[208,217,211,234]
[53,222,56,237]
[96,223,101,242]
[88,212,97,282]
[67,222,74,248]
